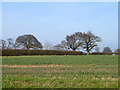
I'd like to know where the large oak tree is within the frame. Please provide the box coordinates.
[82,31,101,55]
[60,32,83,51]
[15,34,43,50]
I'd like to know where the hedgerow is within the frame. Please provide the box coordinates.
[1,49,83,56]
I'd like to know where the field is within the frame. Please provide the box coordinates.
[2,55,118,88]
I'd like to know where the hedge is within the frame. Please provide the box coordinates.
[1,49,83,56]
[1,49,119,56]
[91,52,119,55]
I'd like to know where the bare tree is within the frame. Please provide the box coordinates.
[6,38,14,49]
[0,40,6,49]
[95,47,100,52]
[60,32,83,51]
[53,44,65,50]
[102,47,112,53]
[44,42,53,50]
[82,31,101,55]
[15,34,43,50]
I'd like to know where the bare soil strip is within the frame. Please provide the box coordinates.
[2,65,73,68]
[2,64,117,68]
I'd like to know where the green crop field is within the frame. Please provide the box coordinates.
[2,55,118,88]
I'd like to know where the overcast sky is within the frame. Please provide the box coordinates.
[2,2,118,51]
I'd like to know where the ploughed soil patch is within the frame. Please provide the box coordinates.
[2,65,73,68]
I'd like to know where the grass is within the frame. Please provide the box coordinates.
[2,55,118,88]
[2,55,118,65]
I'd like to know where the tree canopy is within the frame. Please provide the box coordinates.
[102,47,112,53]
[82,31,102,55]
[15,34,43,50]
[60,32,83,51]
[59,31,101,55]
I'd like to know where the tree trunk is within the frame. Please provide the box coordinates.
[27,47,30,55]
[87,50,89,55]
[72,48,76,51]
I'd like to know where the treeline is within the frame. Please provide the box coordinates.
[0,31,119,56]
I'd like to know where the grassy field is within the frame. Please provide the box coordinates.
[2,55,118,88]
